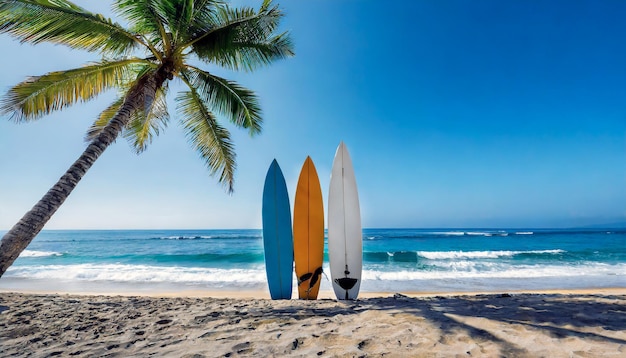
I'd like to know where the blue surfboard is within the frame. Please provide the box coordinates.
[262,159,294,299]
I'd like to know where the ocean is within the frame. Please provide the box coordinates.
[1,228,624,295]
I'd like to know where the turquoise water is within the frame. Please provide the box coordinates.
[1,228,624,293]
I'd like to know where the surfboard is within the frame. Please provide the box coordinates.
[293,156,325,299]
[262,159,294,300]
[328,142,362,300]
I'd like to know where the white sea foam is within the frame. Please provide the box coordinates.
[515,232,534,235]
[19,250,63,258]
[363,263,626,281]
[465,232,494,236]
[163,235,215,240]
[418,251,513,259]
[417,249,564,260]
[5,262,625,294]
[463,231,509,237]
[428,231,466,236]
[5,264,265,284]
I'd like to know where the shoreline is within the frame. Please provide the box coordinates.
[2,285,625,298]
[2,290,625,357]
[2,272,625,300]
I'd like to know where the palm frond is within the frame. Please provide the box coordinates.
[182,67,261,135]
[1,58,148,122]
[189,0,294,71]
[176,89,236,192]
[186,0,222,36]
[85,65,167,152]
[168,0,223,44]
[0,0,140,55]
[123,86,169,153]
[157,0,192,42]
[85,65,154,142]
[85,97,124,142]
[113,0,169,54]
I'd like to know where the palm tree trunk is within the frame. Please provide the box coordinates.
[0,75,159,278]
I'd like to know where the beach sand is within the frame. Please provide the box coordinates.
[1,289,625,357]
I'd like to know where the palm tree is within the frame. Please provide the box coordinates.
[0,0,293,277]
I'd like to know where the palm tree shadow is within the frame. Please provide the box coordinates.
[252,295,530,355]
[357,294,531,356]
[360,293,626,350]
[240,293,626,355]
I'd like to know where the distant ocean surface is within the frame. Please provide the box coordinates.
[1,229,625,294]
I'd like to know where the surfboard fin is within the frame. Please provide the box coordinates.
[335,277,358,290]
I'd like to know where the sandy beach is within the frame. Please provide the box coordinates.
[1,289,625,357]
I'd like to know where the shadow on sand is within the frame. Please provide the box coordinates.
[250,293,626,356]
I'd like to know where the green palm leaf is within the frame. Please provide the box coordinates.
[85,97,124,142]
[177,89,236,193]
[183,67,262,134]
[163,0,223,45]
[113,0,169,53]
[123,86,169,153]
[153,0,192,42]
[185,0,222,39]
[1,59,148,122]
[190,0,294,71]
[86,77,168,153]
[0,0,139,55]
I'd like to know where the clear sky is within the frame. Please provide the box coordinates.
[0,0,624,230]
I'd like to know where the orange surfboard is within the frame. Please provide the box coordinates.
[293,156,325,299]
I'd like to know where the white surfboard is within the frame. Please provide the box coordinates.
[328,142,362,300]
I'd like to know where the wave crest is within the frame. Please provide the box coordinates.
[19,250,63,258]
[417,250,565,260]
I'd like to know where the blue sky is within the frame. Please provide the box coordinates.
[0,0,624,230]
